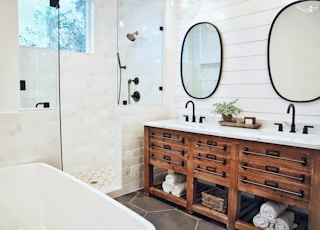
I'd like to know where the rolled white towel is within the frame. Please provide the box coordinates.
[275,211,295,230]
[266,223,276,230]
[253,212,270,229]
[171,182,187,197]
[162,181,173,193]
[165,173,186,185]
[260,201,288,221]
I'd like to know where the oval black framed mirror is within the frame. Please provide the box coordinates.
[181,22,222,99]
[268,0,320,102]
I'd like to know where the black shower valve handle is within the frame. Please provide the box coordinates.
[128,77,139,85]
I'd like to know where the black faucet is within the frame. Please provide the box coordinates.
[185,100,196,122]
[287,103,296,133]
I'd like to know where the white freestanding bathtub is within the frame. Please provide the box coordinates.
[0,163,155,230]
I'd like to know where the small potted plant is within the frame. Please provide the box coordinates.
[212,99,241,122]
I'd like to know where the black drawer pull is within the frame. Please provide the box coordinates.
[207,166,216,172]
[150,154,184,166]
[241,163,305,182]
[164,155,171,161]
[195,153,226,164]
[265,180,278,188]
[266,149,280,157]
[149,133,184,143]
[196,166,225,177]
[197,140,227,151]
[243,147,307,165]
[150,144,185,156]
[241,176,304,197]
[265,165,279,173]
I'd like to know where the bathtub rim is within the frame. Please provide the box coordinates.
[0,162,155,230]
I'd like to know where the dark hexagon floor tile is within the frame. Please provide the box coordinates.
[131,192,176,212]
[145,209,198,230]
[114,191,138,203]
[197,218,226,230]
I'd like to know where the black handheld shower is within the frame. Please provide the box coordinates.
[117,52,126,69]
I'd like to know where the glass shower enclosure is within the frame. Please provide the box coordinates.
[18,0,60,109]
[117,0,163,105]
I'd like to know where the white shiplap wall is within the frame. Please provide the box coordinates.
[173,0,320,125]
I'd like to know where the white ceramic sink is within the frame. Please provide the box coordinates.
[144,119,260,141]
[257,129,320,147]
[144,119,320,150]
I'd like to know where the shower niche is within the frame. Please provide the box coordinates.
[117,0,163,105]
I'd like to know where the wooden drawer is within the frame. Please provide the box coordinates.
[149,145,187,174]
[239,160,311,185]
[238,171,310,203]
[193,152,230,184]
[149,127,186,146]
[149,140,187,158]
[239,141,313,173]
[194,135,232,156]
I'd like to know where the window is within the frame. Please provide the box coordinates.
[19,0,93,53]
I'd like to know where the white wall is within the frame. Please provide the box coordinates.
[174,0,320,127]
[0,0,61,168]
[0,0,19,112]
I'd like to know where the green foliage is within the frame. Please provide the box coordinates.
[19,0,88,53]
[212,99,241,116]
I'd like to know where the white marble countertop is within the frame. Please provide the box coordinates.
[144,119,320,150]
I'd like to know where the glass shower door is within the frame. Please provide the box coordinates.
[18,0,59,109]
[117,0,163,105]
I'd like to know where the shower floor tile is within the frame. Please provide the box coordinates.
[73,166,119,193]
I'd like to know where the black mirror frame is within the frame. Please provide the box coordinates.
[267,0,320,103]
[180,22,223,99]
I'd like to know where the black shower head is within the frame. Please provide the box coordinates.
[127,31,138,41]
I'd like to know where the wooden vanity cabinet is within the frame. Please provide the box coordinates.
[192,134,233,187]
[235,141,316,229]
[191,134,236,225]
[144,125,320,230]
[144,127,191,208]
[238,141,312,207]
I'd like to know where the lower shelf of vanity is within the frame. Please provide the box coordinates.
[148,185,308,230]
[148,184,229,224]
[235,212,308,230]
[234,195,308,230]
[192,204,228,224]
[149,185,187,208]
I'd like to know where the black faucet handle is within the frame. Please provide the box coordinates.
[199,116,206,123]
[302,125,314,134]
[274,123,283,132]
[183,115,189,122]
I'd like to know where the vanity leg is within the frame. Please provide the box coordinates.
[227,144,240,230]
[144,126,152,196]
[309,150,320,228]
